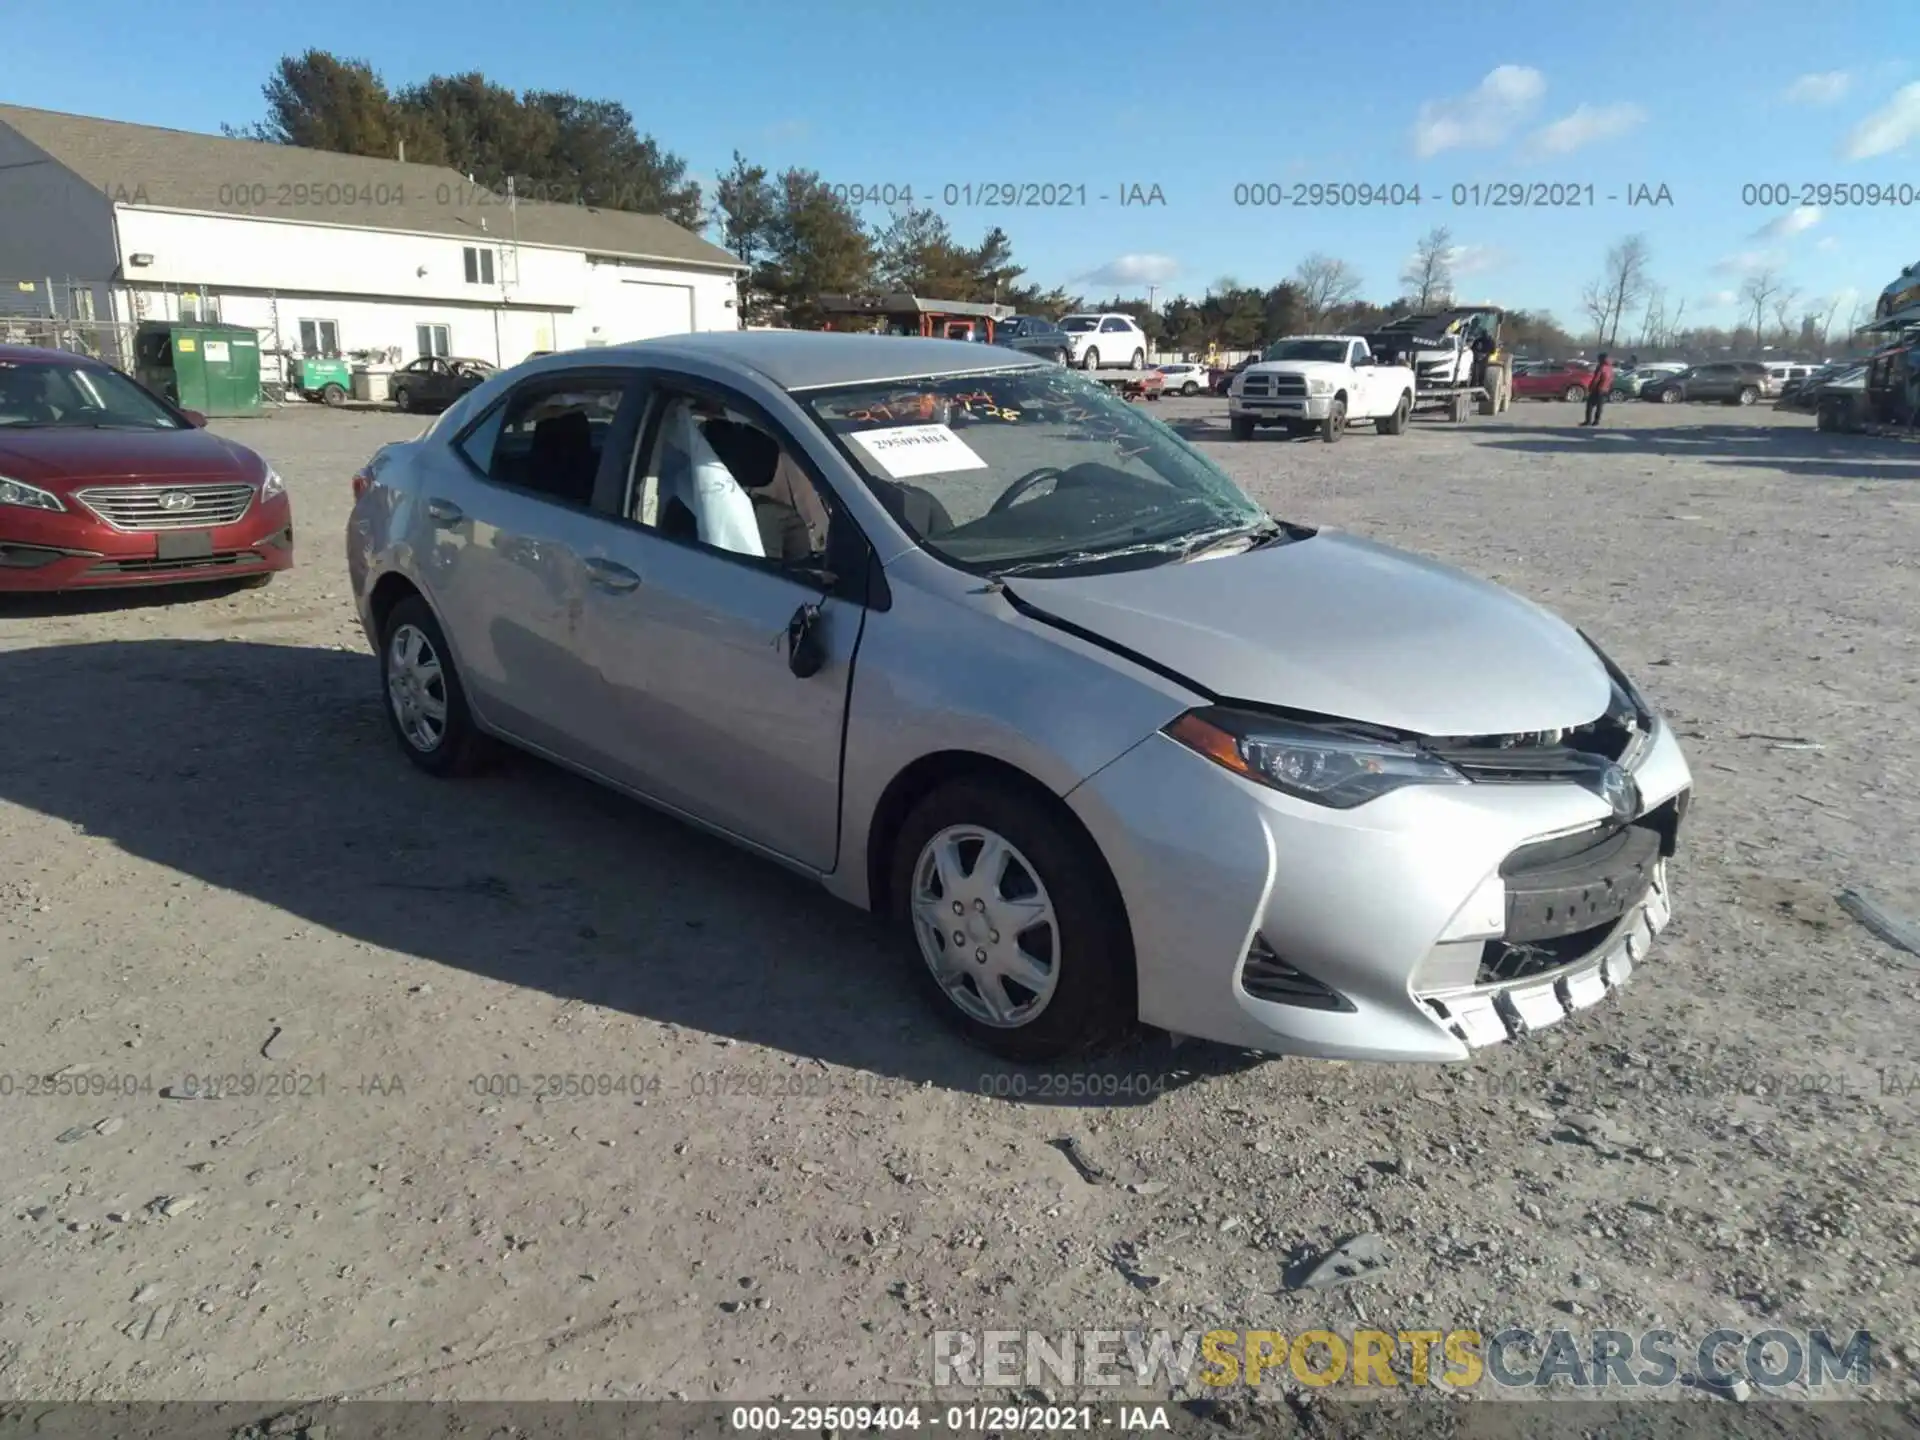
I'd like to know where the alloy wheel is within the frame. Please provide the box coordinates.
[386,623,449,753]
[910,825,1061,1028]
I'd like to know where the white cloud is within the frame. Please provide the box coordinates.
[1521,102,1648,158]
[1411,65,1546,157]
[1816,235,1841,252]
[1076,253,1180,287]
[1700,289,1741,309]
[1784,70,1852,105]
[1843,81,1920,159]
[1712,248,1784,276]
[1444,243,1504,278]
[1752,204,1822,240]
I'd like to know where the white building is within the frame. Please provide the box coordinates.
[0,103,745,376]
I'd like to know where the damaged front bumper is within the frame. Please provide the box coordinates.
[1068,715,1694,1062]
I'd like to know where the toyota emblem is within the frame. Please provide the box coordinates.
[158,491,196,512]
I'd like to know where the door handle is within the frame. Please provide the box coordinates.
[425,497,465,525]
[584,557,641,592]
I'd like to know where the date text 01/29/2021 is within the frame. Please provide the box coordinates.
[727,1404,1171,1433]
[825,183,1166,208]
[1230,181,1675,208]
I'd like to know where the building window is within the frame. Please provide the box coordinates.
[180,291,219,322]
[298,319,340,356]
[416,323,450,358]
[462,247,496,285]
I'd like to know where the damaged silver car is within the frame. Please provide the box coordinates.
[347,333,1693,1062]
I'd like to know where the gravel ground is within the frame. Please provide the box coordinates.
[2,395,1917,1417]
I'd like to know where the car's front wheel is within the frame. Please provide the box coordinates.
[1563,383,1585,402]
[1081,347,1101,371]
[891,778,1131,1061]
[1230,415,1256,440]
[392,386,413,413]
[380,596,494,777]
[1181,381,1198,395]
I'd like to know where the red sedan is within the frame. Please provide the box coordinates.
[0,346,293,592]
[1512,362,1594,402]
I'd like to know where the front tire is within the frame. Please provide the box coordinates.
[392,386,413,414]
[321,383,346,407]
[1230,415,1256,440]
[1320,397,1347,442]
[379,596,494,777]
[1563,384,1585,403]
[1081,347,1101,371]
[890,778,1131,1062]
[1181,381,1198,396]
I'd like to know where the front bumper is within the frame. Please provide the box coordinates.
[0,495,294,592]
[1067,716,1693,1062]
[1230,393,1334,421]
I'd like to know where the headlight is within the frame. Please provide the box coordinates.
[260,469,286,501]
[0,475,65,512]
[1307,378,1334,396]
[1167,707,1466,809]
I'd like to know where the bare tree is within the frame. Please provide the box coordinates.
[1666,297,1685,348]
[1593,235,1652,347]
[1579,279,1612,344]
[1401,226,1455,309]
[1293,253,1362,324]
[1770,285,1802,345]
[1738,267,1783,340]
[1637,285,1666,350]
[1818,294,1845,346]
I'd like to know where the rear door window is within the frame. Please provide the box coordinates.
[457,373,636,508]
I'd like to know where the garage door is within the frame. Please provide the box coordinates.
[616,280,696,340]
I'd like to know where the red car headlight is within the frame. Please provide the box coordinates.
[0,475,65,512]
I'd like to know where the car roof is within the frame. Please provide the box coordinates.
[585,330,1048,391]
[0,344,108,367]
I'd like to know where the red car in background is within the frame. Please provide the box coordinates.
[0,345,293,592]
[1512,361,1594,402]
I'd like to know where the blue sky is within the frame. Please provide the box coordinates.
[9,0,1918,333]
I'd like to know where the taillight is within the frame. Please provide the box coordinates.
[351,470,371,500]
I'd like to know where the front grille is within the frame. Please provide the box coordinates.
[1240,934,1354,1011]
[1426,682,1644,782]
[84,552,254,575]
[74,483,255,532]
[1477,918,1621,986]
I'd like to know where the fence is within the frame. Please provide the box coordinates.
[0,277,294,397]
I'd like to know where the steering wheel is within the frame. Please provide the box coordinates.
[988,466,1067,515]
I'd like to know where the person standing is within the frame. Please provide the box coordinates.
[1581,352,1614,426]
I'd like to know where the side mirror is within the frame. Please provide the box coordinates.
[181,409,208,428]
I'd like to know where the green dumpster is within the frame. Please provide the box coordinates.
[132,321,263,417]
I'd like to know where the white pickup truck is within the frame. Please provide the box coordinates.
[1227,335,1416,442]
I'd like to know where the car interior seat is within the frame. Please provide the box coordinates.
[528,410,597,505]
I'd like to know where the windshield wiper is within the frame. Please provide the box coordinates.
[1176,518,1286,561]
[990,518,1288,579]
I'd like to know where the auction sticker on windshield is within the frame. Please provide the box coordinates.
[847,423,988,480]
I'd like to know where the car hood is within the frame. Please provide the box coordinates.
[1005,531,1613,736]
[0,426,260,488]
[1244,360,1348,378]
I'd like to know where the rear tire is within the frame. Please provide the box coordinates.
[1659,388,1679,404]
[1376,393,1411,435]
[321,383,346,407]
[1736,386,1758,406]
[236,573,274,590]
[1181,381,1198,396]
[1230,415,1256,440]
[1563,384,1585,403]
[379,596,495,778]
[1320,397,1347,442]
[1130,349,1145,370]
[890,778,1132,1062]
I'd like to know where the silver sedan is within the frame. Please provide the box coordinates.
[346,333,1693,1063]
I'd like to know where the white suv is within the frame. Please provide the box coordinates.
[1059,313,1149,371]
